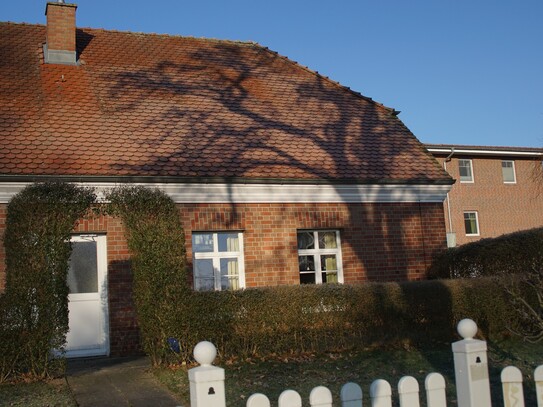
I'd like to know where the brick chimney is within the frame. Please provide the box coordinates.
[44,1,78,65]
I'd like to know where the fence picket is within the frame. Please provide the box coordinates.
[278,389,302,407]
[370,379,392,407]
[398,376,420,407]
[247,393,271,407]
[501,366,525,407]
[425,373,447,407]
[535,365,543,407]
[341,382,363,407]
[310,386,333,407]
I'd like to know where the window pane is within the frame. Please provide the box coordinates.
[297,232,315,249]
[321,255,337,271]
[300,273,316,284]
[502,161,515,182]
[218,233,239,252]
[318,232,337,249]
[464,212,478,235]
[68,241,98,294]
[220,258,239,290]
[193,233,214,253]
[299,255,315,271]
[194,259,214,291]
[459,160,473,182]
[322,272,338,283]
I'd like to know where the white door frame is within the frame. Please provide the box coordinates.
[65,234,109,358]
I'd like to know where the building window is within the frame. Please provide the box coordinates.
[502,160,516,183]
[192,232,244,291]
[297,230,343,284]
[459,159,474,182]
[463,212,479,236]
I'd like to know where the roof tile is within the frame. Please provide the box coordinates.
[0,22,451,183]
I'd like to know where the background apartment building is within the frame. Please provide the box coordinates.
[426,144,543,247]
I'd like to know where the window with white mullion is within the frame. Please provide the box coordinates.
[297,230,343,285]
[193,232,244,291]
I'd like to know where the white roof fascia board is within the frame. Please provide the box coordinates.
[427,147,542,157]
[0,182,452,204]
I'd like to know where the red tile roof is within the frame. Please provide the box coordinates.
[0,22,451,184]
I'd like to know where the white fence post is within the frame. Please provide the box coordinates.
[247,393,271,407]
[501,366,525,407]
[341,382,363,407]
[425,373,447,407]
[188,341,226,407]
[398,376,420,407]
[310,386,333,407]
[370,379,392,407]
[278,389,302,407]
[535,365,543,407]
[451,319,492,407]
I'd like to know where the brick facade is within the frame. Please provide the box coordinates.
[0,201,446,355]
[45,2,77,52]
[432,153,543,246]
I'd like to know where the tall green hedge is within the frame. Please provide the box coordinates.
[107,186,189,365]
[166,277,519,363]
[0,182,95,381]
[428,227,543,279]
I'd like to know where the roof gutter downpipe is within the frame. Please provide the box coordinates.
[444,148,455,246]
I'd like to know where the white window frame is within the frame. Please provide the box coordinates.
[459,159,474,183]
[297,230,344,285]
[192,231,245,291]
[463,211,480,236]
[501,160,516,183]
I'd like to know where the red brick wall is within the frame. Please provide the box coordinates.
[181,202,446,284]
[0,200,446,355]
[46,3,77,52]
[435,156,543,246]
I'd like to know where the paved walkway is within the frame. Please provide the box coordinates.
[66,356,185,407]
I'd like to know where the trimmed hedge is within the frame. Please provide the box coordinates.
[167,277,518,363]
[428,227,543,279]
[0,182,95,381]
[107,186,189,365]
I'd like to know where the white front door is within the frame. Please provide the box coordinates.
[65,235,109,357]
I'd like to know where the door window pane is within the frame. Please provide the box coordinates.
[68,241,98,294]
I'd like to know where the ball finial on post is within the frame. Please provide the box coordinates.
[193,341,217,367]
[457,318,478,340]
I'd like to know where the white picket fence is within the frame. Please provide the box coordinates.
[188,319,543,407]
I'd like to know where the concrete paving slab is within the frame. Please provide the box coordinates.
[67,356,185,407]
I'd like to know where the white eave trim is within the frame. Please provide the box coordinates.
[427,147,543,157]
[0,182,452,204]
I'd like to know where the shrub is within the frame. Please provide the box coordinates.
[0,182,95,381]
[169,277,519,363]
[107,186,189,365]
[428,227,543,279]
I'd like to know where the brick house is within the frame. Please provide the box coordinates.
[0,2,452,356]
[426,144,543,247]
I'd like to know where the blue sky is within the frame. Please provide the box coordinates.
[2,0,542,148]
